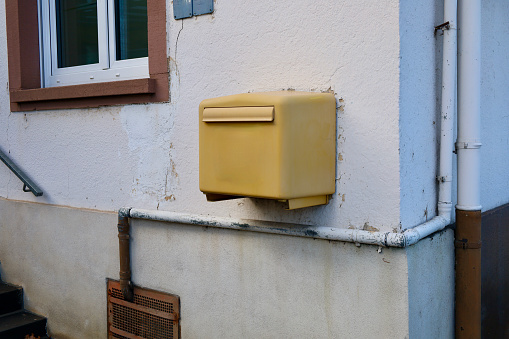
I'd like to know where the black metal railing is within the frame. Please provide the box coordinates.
[0,148,43,196]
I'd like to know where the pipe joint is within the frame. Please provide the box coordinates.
[119,271,131,280]
[118,207,132,218]
[455,204,482,211]
[118,233,130,240]
[120,279,134,302]
[438,201,453,219]
[455,141,482,150]
[454,239,482,250]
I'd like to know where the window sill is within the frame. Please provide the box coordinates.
[9,77,168,112]
[6,0,168,112]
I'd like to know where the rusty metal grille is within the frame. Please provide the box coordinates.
[110,287,174,314]
[107,280,180,339]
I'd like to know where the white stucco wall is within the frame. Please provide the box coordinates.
[0,1,411,337]
[0,0,402,232]
[399,0,443,230]
[7,0,509,338]
[407,228,454,338]
[480,0,509,212]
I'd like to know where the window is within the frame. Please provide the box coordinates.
[40,0,149,87]
[6,0,168,111]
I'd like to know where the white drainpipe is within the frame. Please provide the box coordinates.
[121,208,444,248]
[119,0,458,248]
[457,0,482,211]
[438,0,457,220]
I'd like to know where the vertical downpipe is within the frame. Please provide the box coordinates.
[455,210,482,337]
[438,0,456,222]
[118,211,134,301]
[456,0,482,337]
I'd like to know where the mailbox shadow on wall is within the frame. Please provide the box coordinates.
[199,91,336,210]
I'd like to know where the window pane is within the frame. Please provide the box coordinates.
[56,0,99,68]
[115,0,148,60]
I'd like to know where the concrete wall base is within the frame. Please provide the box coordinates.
[0,198,454,338]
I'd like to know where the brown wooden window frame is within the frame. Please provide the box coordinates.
[6,0,168,112]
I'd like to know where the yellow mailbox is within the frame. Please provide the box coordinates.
[199,91,336,209]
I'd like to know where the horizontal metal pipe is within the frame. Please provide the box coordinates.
[126,208,450,248]
[116,209,450,298]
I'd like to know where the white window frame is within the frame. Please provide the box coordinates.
[39,0,149,88]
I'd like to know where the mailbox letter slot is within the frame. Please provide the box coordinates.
[202,107,274,122]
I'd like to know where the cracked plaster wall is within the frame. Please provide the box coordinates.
[0,0,401,232]
[0,1,412,337]
[0,1,506,337]
[1,2,507,236]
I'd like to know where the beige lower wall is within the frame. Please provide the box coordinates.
[0,199,118,338]
[0,198,413,338]
[407,228,455,338]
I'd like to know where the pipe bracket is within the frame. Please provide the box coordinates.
[454,239,482,249]
[434,21,450,35]
[437,175,452,182]
[455,141,482,150]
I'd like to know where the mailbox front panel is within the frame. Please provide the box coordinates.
[199,111,281,198]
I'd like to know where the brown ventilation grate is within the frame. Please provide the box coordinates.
[107,280,180,339]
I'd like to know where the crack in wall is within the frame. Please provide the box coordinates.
[173,20,184,84]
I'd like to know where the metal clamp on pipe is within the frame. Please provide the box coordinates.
[455,141,482,149]
[454,239,482,249]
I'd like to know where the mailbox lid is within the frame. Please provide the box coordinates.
[199,91,333,109]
